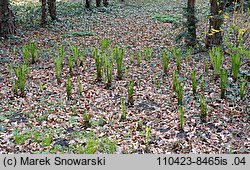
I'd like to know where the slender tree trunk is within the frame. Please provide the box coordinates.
[96,0,101,7]
[48,0,56,20]
[103,0,109,7]
[41,0,57,26]
[205,0,225,48]
[186,0,196,47]
[41,0,47,26]
[86,0,91,8]
[0,0,15,37]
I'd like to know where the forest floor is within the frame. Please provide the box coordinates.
[0,0,249,153]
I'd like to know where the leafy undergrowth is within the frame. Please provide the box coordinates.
[0,0,249,154]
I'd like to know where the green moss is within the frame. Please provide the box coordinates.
[152,14,180,23]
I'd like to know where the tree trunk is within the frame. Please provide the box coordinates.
[48,0,57,21]
[0,0,15,37]
[41,0,57,26]
[96,0,101,7]
[86,0,91,8]
[41,0,47,26]
[186,0,196,47]
[103,0,109,7]
[205,0,225,48]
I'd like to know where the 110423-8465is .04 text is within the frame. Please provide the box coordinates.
[157,156,246,166]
